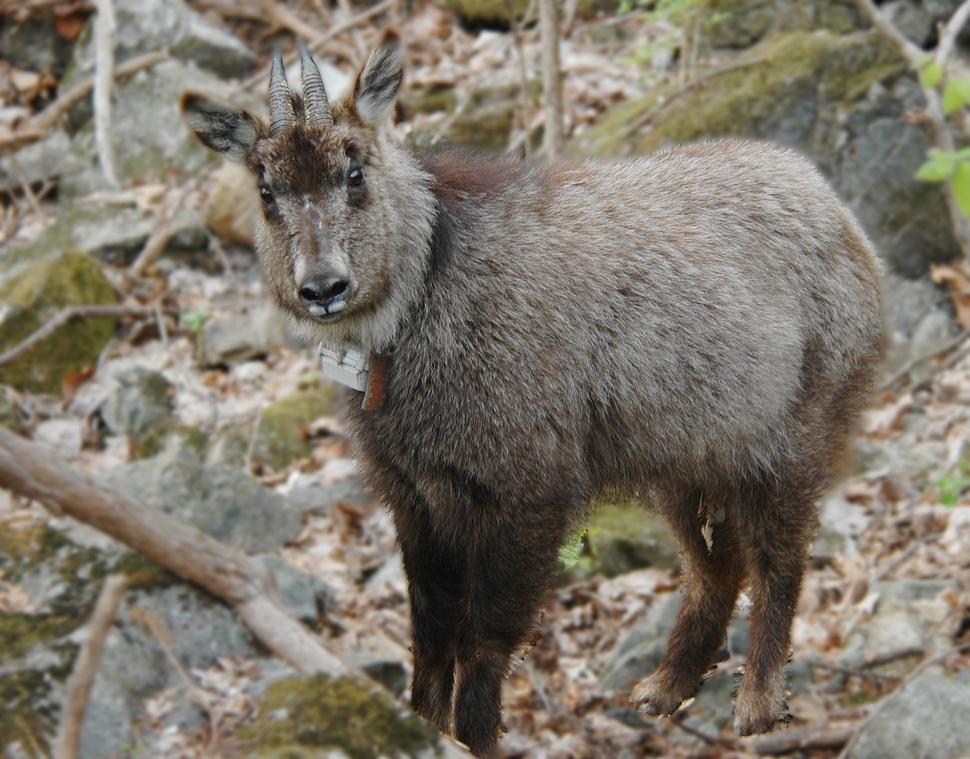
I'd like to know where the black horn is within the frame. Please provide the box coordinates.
[302,52,333,128]
[269,54,296,137]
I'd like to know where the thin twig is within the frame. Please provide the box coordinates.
[238,0,399,92]
[2,148,45,221]
[539,0,564,160]
[0,304,176,369]
[117,183,193,295]
[93,0,119,188]
[876,328,970,391]
[0,53,168,151]
[52,574,130,759]
[504,0,534,159]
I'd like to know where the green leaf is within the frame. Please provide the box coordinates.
[952,160,970,216]
[942,77,970,114]
[916,151,957,182]
[912,52,934,70]
[921,62,943,90]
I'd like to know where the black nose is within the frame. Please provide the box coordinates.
[299,278,350,312]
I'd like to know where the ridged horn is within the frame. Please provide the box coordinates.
[269,54,296,137]
[301,52,332,128]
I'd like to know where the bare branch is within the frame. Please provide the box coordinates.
[52,574,130,759]
[936,0,970,67]
[0,52,168,152]
[540,0,564,159]
[93,0,119,188]
[117,183,193,295]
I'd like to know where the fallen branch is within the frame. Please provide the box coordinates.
[0,52,168,151]
[875,328,970,391]
[52,574,130,759]
[750,723,856,756]
[0,426,355,682]
[0,304,177,369]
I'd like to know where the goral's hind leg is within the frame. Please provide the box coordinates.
[733,485,815,735]
[632,493,744,717]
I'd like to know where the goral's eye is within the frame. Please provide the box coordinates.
[259,185,275,205]
[348,167,365,188]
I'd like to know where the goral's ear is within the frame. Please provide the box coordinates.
[181,93,260,164]
[352,47,403,127]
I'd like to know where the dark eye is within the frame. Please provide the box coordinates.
[259,185,274,205]
[348,167,364,188]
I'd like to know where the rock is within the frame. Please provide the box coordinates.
[238,674,440,758]
[283,477,371,517]
[136,418,208,460]
[705,0,863,49]
[346,631,413,697]
[0,15,75,77]
[0,391,24,431]
[103,445,302,553]
[443,0,529,29]
[100,367,174,439]
[200,303,292,367]
[881,0,967,48]
[881,272,960,374]
[0,202,207,269]
[572,31,955,278]
[203,161,259,246]
[846,671,970,759]
[600,592,682,691]
[258,554,332,625]
[206,390,335,474]
[839,579,960,670]
[572,498,679,580]
[0,250,118,395]
[56,59,259,201]
[64,0,254,84]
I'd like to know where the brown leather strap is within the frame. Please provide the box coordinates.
[362,353,389,411]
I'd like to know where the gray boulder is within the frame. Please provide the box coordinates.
[100,367,174,439]
[103,445,302,553]
[846,671,970,759]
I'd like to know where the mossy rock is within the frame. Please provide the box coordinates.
[236,675,439,759]
[570,497,679,580]
[0,251,118,395]
[448,82,541,152]
[704,0,863,49]
[0,393,23,431]
[137,418,208,460]
[573,31,905,158]
[208,390,334,473]
[444,0,529,30]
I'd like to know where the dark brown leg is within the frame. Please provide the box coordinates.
[632,493,745,717]
[733,487,815,735]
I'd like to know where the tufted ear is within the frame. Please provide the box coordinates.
[181,93,260,164]
[352,47,403,127]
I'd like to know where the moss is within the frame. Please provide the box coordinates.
[568,495,679,580]
[0,251,118,395]
[238,675,438,759]
[572,30,906,159]
[210,390,334,472]
[136,419,208,460]
[0,669,59,758]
